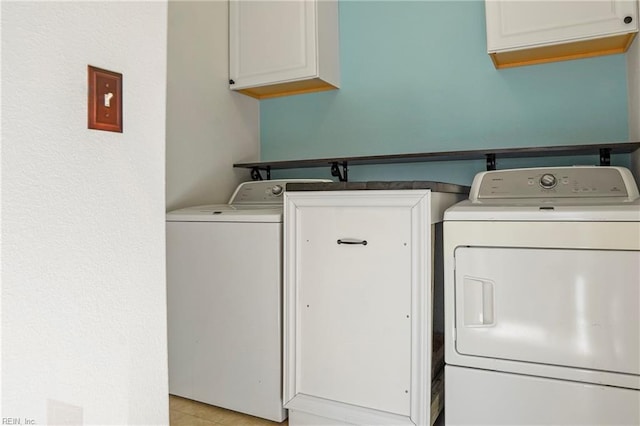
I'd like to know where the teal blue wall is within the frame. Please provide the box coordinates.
[261,1,629,184]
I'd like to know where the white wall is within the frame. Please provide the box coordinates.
[2,2,169,424]
[165,1,259,211]
[629,31,640,185]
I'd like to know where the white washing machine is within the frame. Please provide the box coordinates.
[443,166,640,425]
[166,179,328,422]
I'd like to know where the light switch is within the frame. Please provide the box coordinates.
[88,65,122,133]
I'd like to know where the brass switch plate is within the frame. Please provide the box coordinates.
[88,65,122,133]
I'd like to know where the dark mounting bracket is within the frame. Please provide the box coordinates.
[486,153,496,171]
[331,161,348,182]
[250,166,271,181]
[599,148,611,166]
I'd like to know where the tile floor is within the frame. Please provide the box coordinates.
[169,395,288,426]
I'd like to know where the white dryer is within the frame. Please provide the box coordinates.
[166,179,328,422]
[443,166,640,425]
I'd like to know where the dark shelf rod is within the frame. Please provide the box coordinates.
[236,141,640,181]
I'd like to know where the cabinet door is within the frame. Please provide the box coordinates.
[284,190,434,425]
[229,0,318,89]
[298,205,413,415]
[486,0,638,52]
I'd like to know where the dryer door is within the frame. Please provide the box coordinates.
[454,247,640,375]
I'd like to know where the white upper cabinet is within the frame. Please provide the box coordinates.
[485,0,638,69]
[229,0,340,99]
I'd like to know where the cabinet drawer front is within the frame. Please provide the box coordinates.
[297,205,413,415]
[486,0,638,52]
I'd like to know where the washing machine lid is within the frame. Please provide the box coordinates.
[445,166,640,221]
[166,204,282,223]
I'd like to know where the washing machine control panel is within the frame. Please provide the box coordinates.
[229,179,331,205]
[539,173,557,189]
[473,167,638,201]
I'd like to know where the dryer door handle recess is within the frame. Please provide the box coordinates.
[462,277,495,327]
[337,238,368,246]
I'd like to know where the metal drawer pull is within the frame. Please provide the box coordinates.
[337,239,368,246]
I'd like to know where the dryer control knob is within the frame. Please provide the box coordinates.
[539,173,557,189]
[271,185,284,196]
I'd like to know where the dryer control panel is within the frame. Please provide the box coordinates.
[471,166,639,202]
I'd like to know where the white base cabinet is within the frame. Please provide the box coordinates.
[485,0,638,68]
[229,0,339,99]
[283,190,462,426]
